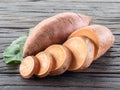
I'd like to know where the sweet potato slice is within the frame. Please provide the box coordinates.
[45,45,72,76]
[63,37,87,71]
[19,56,39,78]
[23,12,92,57]
[80,37,94,70]
[69,27,99,59]
[35,52,53,78]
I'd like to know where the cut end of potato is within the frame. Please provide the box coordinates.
[79,37,95,70]
[69,27,99,60]
[63,37,87,71]
[19,56,39,78]
[45,44,72,76]
[35,52,53,78]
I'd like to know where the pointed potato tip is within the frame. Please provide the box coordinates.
[78,14,92,25]
[23,48,29,58]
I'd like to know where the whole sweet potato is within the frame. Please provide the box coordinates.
[23,12,91,57]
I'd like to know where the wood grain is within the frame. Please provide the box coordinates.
[0,0,120,89]
[0,73,120,90]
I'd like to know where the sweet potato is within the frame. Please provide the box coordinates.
[19,24,115,78]
[63,37,87,71]
[35,52,53,78]
[89,25,115,59]
[45,45,72,76]
[23,12,92,57]
[69,27,99,59]
[19,56,40,78]
[80,37,94,70]
[69,25,115,60]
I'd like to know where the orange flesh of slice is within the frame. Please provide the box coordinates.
[80,37,94,70]
[69,27,99,60]
[45,45,72,76]
[63,37,87,71]
[35,52,53,78]
[19,56,39,78]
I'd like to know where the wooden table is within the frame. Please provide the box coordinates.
[0,0,120,90]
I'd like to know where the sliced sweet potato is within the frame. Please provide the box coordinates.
[69,25,115,60]
[35,52,53,78]
[45,45,72,76]
[19,56,39,78]
[69,27,99,59]
[80,37,94,70]
[63,37,87,71]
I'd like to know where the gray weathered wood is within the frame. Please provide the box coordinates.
[0,0,120,90]
[0,74,120,90]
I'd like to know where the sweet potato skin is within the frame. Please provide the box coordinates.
[89,25,115,59]
[23,12,91,57]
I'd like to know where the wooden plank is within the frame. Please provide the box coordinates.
[0,73,120,90]
[1,57,120,74]
[0,1,119,28]
[0,86,118,90]
[0,0,120,90]
[0,0,120,3]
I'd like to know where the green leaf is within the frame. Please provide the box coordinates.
[3,35,27,65]
[2,28,33,65]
